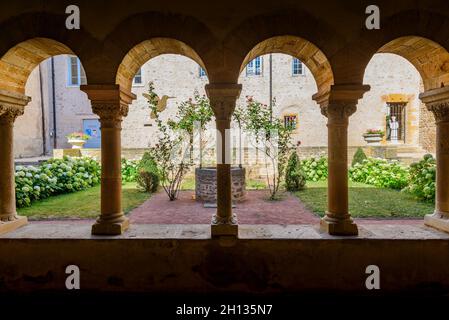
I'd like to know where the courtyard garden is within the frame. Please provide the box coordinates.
[14,84,437,223]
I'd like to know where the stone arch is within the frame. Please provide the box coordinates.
[102,11,217,88]
[374,36,449,91]
[341,10,449,89]
[239,36,334,95]
[0,38,77,94]
[115,38,207,92]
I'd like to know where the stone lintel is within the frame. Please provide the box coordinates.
[312,83,371,107]
[205,83,242,99]
[0,89,31,108]
[419,86,449,105]
[80,84,136,106]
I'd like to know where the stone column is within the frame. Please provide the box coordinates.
[0,90,31,235]
[420,87,449,233]
[313,84,370,236]
[81,85,136,235]
[205,83,242,237]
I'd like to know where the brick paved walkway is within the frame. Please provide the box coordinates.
[129,190,320,224]
[128,190,424,225]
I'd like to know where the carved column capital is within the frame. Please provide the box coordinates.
[91,103,129,122]
[313,83,370,124]
[0,104,25,124]
[426,103,449,123]
[81,84,136,127]
[205,83,242,120]
[0,89,31,124]
[320,103,357,124]
[420,87,449,123]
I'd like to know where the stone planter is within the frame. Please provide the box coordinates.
[67,139,87,149]
[195,166,246,203]
[363,134,383,146]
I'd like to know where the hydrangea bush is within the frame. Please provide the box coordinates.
[403,154,436,201]
[301,157,328,181]
[121,159,139,182]
[15,156,100,207]
[349,158,409,189]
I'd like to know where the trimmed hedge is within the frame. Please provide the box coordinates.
[285,152,307,191]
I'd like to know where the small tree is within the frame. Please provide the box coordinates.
[170,91,213,167]
[352,147,367,167]
[236,97,294,200]
[285,152,307,191]
[144,83,193,201]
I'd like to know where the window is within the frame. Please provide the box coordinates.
[284,115,297,129]
[67,56,87,86]
[246,57,262,76]
[199,67,207,77]
[133,68,143,86]
[386,102,406,142]
[292,58,304,76]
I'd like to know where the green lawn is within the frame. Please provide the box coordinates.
[295,180,434,218]
[17,182,150,220]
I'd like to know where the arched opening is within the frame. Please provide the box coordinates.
[110,39,220,226]
[116,38,207,92]
[230,36,334,225]
[345,36,449,227]
[0,38,105,229]
[240,36,334,96]
[0,38,75,94]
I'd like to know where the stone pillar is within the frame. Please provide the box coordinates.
[0,90,31,235]
[205,83,242,237]
[420,87,449,233]
[81,85,136,235]
[313,84,370,236]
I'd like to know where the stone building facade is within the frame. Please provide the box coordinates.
[14,52,435,158]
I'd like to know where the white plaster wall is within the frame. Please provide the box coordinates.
[14,67,45,158]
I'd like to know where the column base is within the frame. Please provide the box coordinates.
[91,216,129,235]
[211,214,238,237]
[424,211,449,233]
[320,214,358,236]
[0,215,28,235]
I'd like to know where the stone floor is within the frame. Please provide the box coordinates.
[1,223,448,239]
[129,190,320,224]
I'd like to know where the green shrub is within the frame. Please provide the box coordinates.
[285,152,307,191]
[121,159,139,182]
[136,152,160,193]
[349,157,409,189]
[15,156,101,207]
[403,154,436,201]
[352,147,367,167]
[301,157,328,181]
